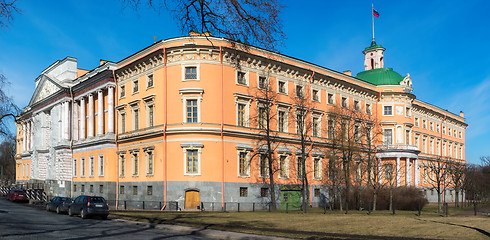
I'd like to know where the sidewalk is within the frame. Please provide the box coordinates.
[112,218,292,240]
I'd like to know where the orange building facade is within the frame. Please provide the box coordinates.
[16,36,467,208]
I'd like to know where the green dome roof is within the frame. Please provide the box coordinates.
[363,40,385,52]
[356,68,404,85]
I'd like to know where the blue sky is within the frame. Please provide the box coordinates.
[0,0,488,164]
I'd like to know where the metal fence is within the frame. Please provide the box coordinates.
[0,185,46,202]
[106,200,281,212]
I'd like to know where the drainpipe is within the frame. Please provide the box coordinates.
[440,115,446,204]
[220,46,224,209]
[112,70,120,210]
[307,70,314,207]
[161,47,168,211]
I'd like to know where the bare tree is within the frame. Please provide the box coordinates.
[249,67,284,210]
[447,161,465,207]
[0,74,19,138]
[424,158,450,213]
[0,134,16,183]
[123,0,285,51]
[0,0,19,29]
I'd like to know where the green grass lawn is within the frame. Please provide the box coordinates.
[109,206,490,239]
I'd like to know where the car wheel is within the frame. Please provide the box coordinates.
[81,209,87,219]
[46,205,50,211]
[68,208,74,216]
[56,206,61,214]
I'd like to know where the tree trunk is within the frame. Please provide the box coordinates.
[437,191,442,213]
[389,187,393,211]
[373,189,377,211]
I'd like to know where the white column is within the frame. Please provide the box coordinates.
[88,93,94,137]
[406,158,410,186]
[80,97,86,139]
[22,122,26,151]
[378,157,382,184]
[29,121,33,149]
[64,101,70,140]
[97,89,104,135]
[396,157,400,186]
[108,86,114,133]
[73,101,79,140]
[26,121,30,150]
[415,158,419,187]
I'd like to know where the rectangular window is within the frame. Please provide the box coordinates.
[147,74,154,88]
[89,156,94,177]
[73,159,77,177]
[148,105,154,127]
[98,155,104,177]
[430,122,434,131]
[121,112,126,133]
[147,186,153,195]
[314,188,320,197]
[312,117,319,137]
[437,124,440,133]
[146,151,154,175]
[239,152,247,176]
[258,107,266,129]
[406,130,410,144]
[120,85,125,98]
[278,81,286,94]
[406,107,411,117]
[312,89,319,101]
[240,187,248,197]
[443,126,446,135]
[120,185,125,194]
[313,158,320,179]
[453,129,457,137]
[81,185,85,192]
[422,138,427,153]
[354,100,360,111]
[296,85,304,98]
[186,149,198,173]
[327,119,334,139]
[237,71,246,85]
[186,99,198,123]
[383,106,393,115]
[366,126,372,144]
[341,97,348,108]
[237,103,245,127]
[383,129,393,145]
[185,66,197,80]
[448,128,452,136]
[423,120,427,129]
[258,76,267,89]
[133,108,139,130]
[415,117,419,127]
[297,156,304,179]
[133,80,139,93]
[278,111,285,132]
[132,152,139,176]
[259,154,268,177]
[430,139,434,154]
[384,164,393,180]
[279,155,287,178]
[260,188,268,197]
[133,186,138,195]
[90,185,94,193]
[99,185,104,193]
[354,124,361,143]
[81,158,85,177]
[119,154,125,177]
[327,93,334,104]
[73,184,77,192]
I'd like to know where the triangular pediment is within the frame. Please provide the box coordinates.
[29,75,64,106]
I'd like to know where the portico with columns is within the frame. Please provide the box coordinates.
[376,145,420,187]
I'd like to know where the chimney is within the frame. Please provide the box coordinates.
[459,111,464,117]
[343,70,352,76]
[100,59,108,66]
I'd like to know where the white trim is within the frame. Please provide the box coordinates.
[98,155,104,177]
[326,92,335,105]
[277,79,288,95]
[237,149,251,178]
[89,156,94,177]
[235,69,249,86]
[182,63,200,81]
[182,144,203,176]
[382,104,394,116]
[278,153,290,179]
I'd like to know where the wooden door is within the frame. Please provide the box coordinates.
[184,190,200,209]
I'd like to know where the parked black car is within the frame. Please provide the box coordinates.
[46,197,73,214]
[68,195,109,219]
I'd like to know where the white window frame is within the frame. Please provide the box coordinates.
[182,64,200,81]
[383,105,393,116]
[89,156,94,177]
[277,79,288,95]
[235,70,249,86]
[144,146,155,176]
[277,108,289,133]
[259,153,270,178]
[326,92,335,105]
[129,102,140,131]
[311,88,320,102]
[119,152,126,177]
[180,88,204,124]
[119,84,126,99]
[366,103,372,115]
[383,128,394,145]
[81,157,85,177]
[98,155,104,177]
[257,75,269,90]
[73,158,77,177]
[234,93,252,127]
[181,142,203,176]
[312,113,322,137]
[341,95,349,108]
[312,156,322,180]
[277,152,290,179]
[132,79,139,94]
[146,73,154,89]
[353,99,360,111]
[143,95,156,128]
[295,84,305,98]
[236,146,252,178]
[130,149,140,177]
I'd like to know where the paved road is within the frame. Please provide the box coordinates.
[0,198,210,240]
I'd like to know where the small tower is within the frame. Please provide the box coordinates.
[362,40,385,71]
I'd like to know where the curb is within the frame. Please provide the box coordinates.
[112,218,292,240]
